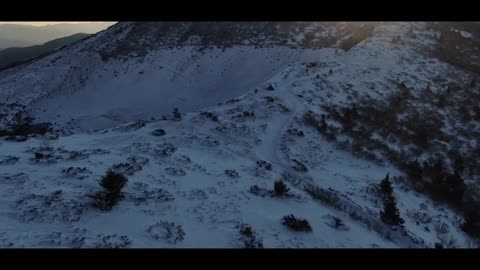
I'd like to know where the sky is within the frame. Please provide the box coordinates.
[0,22,115,26]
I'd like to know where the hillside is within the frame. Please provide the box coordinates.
[0,22,375,133]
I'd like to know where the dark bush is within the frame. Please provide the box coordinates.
[151,129,166,136]
[264,96,276,103]
[248,185,267,197]
[273,180,290,197]
[264,83,275,91]
[225,169,239,178]
[282,214,312,232]
[332,217,346,230]
[92,191,120,211]
[291,159,308,172]
[35,152,44,160]
[242,111,255,118]
[0,118,51,138]
[256,160,272,171]
[287,128,304,137]
[249,185,261,193]
[148,221,185,244]
[100,171,128,194]
[200,111,219,122]
[304,185,342,208]
[237,224,263,248]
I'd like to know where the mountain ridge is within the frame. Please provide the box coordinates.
[0,22,115,49]
[0,33,91,70]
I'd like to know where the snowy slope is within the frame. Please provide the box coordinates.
[0,76,406,248]
[0,22,371,133]
[0,22,479,248]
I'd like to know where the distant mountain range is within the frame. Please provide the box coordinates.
[0,33,91,69]
[0,22,115,49]
[0,37,35,49]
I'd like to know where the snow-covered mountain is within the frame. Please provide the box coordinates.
[0,22,479,248]
[0,22,376,132]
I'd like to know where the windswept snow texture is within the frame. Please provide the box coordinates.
[0,22,479,248]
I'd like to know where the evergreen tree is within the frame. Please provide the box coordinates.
[380,196,405,226]
[378,174,404,227]
[379,173,393,199]
[93,170,128,211]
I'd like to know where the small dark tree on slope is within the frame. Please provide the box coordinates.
[380,196,404,226]
[378,173,404,227]
[93,170,128,211]
[378,173,393,199]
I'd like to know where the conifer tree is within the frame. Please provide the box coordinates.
[379,173,393,199]
[378,174,404,227]
[380,196,405,226]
